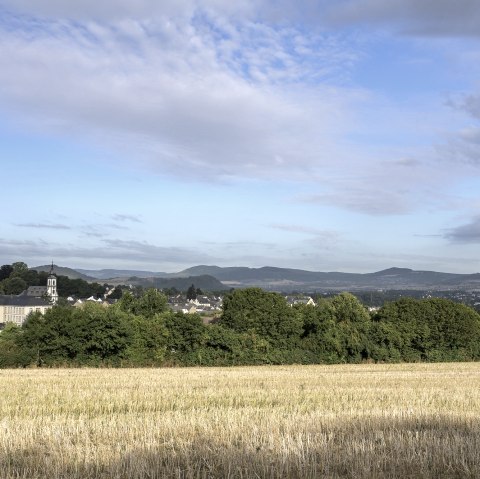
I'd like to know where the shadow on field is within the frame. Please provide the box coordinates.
[2,416,479,478]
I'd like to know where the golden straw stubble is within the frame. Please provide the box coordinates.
[0,363,479,478]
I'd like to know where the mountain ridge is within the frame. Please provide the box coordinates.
[31,264,480,292]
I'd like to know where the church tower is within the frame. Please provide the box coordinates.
[47,262,58,304]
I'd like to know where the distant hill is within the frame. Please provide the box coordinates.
[32,264,480,292]
[124,275,228,291]
[76,268,169,280]
[31,265,95,281]
[177,265,480,291]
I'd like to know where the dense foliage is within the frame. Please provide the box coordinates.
[1,287,480,367]
[0,262,106,298]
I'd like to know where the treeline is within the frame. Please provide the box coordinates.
[1,288,480,367]
[0,262,106,298]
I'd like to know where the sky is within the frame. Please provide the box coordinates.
[1,0,480,274]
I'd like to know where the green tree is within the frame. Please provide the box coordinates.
[0,323,34,367]
[374,297,480,362]
[21,310,54,366]
[330,292,372,362]
[164,312,207,362]
[2,276,27,294]
[124,313,169,365]
[220,288,303,348]
[422,298,480,361]
[373,298,433,362]
[22,303,133,366]
[199,324,281,366]
[11,262,29,277]
[108,286,124,300]
[186,284,197,301]
[0,264,13,281]
[56,276,106,299]
[299,300,343,363]
[75,303,132,364]
[118,289,167,319]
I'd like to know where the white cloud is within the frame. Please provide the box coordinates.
[0,8,361,185]
[0,1,478,220]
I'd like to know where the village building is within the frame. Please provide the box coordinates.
[0,263,57,327]
[285,296,316,307]
[0,295,52,327]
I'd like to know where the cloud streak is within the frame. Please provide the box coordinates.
[445,216,480,244]
[14,222,71,230]
[269,223,340,238]
[112,214,142,223]
[0,237,218,266]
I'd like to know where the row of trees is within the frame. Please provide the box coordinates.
[0,262,106,298]
[1,288,480,367]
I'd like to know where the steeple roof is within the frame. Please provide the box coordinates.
[48,261,56,277]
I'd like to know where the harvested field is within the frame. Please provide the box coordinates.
[0,363,479,478]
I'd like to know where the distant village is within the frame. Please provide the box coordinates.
[2,262,480,329]
[0,264,318,327]
[2,262,480,369]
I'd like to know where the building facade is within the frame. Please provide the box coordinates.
[0,295,52,326]
[0,263,57,327]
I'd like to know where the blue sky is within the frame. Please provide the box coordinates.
[1,0,480,273]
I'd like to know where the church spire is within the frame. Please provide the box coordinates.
[47,261,58,304]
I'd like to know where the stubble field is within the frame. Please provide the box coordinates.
[0,363,479,478]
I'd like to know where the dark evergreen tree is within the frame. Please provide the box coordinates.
[186,284,197,300]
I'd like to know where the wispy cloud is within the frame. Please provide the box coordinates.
[444,216,480,243]
[269,223,339,237]
[0,2,362,186]
[0,237,218,266]
[413,234,442,238]
[0,0,478,237]
[112,214,142,223]
[14,222,71,230]
[459,95,480,121]
[7,0,480,38]
[80,223,129,238]
[202,240,276,249]
[102,239,218,263]
[301,190,413,216]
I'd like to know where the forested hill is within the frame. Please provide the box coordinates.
[130,274,228,291]
[32,265,95,281]
[176,266,480,290]
[31,265,227,291]
[32,264,480,291]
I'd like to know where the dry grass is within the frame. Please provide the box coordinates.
[0,363,479,478]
